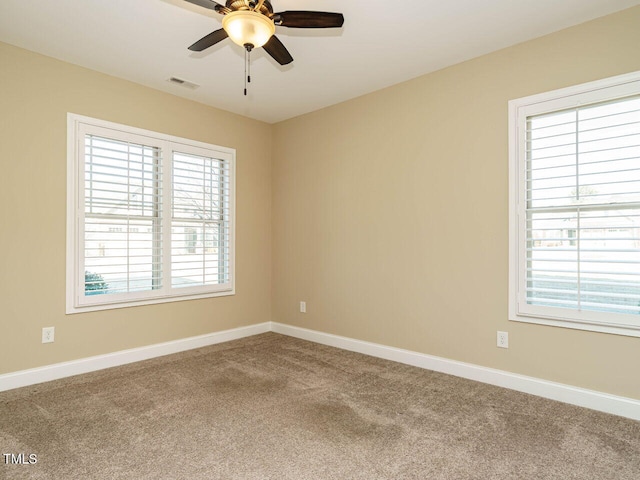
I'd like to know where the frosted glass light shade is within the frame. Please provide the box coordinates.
[222,10,275,48]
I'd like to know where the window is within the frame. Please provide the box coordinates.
[509,71,640,337]
[67,114,235,313]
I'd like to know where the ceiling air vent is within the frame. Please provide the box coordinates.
[168,77,200,89]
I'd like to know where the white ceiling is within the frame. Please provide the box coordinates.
[1,0,639,123]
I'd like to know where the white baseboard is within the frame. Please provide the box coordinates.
[271,322,640,421]
[0,322,271,392]
[2,320,639,422]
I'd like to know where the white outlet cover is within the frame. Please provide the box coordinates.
[42,327,55,343]
[497,331,509,348]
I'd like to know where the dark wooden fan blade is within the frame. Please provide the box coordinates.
[184,0,225,13]
[275,11,344,28]
[263,35,293,65]
[188,28,228,51]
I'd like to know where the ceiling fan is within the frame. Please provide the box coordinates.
[185,0,345,66]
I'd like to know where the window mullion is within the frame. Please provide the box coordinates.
[219,159,227,285]
[202,160,206,286]
[575,109,581,312]
[161,144,173,293]
[126,142,131,294]
[153,145,162,291]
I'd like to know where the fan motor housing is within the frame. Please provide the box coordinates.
[227,1,274,17]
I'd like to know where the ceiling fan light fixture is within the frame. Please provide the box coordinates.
[222,10,275,49]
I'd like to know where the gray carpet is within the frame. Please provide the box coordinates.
[1,332,639,479]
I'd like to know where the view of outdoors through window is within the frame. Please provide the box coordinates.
[84,135,161,295]
[526,96,640,316]
[171,152,229,289]
[83,136,229,296]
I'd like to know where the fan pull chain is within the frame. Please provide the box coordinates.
[244,44,252,96]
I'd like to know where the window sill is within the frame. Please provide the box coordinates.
[509,311,640,338]
[66,288,235,315]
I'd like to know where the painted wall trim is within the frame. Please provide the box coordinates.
[2,321,638,421]
[271,322,640,421]
[0,322,270,392]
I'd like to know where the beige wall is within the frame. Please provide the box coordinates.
[272,7,640,400]
[2,6,640,401]
[0,42,272,374]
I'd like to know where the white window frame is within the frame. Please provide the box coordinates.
[509,71,640,337]
[67,113,235,314]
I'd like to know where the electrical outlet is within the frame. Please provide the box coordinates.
[497,331,508,349]
[300,301,306,313]
[42,327,55,344]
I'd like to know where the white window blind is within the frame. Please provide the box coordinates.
[84,134,163,295]
[171,151,231,288]
[67,114,235,313]
[526,97,640,316]
[510,71,640,336]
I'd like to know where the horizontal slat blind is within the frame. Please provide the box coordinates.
[171,151,231,288]
[69,114,235,313]
[84,135,162,296]
[525,96,640,316]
